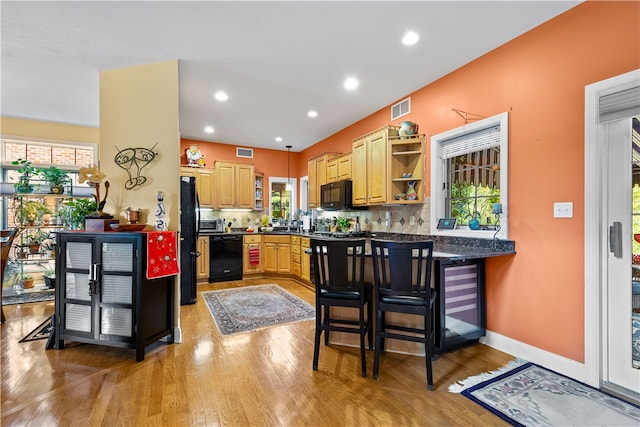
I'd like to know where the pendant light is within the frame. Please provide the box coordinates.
[286,145,292,191]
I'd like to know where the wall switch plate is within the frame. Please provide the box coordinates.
[410,216,415,225]
[553,202,573,218]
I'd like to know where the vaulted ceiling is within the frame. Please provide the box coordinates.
[1,1,581,151]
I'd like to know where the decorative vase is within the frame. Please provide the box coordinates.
[468,217,480,230]
[16,183,33,194]
[406,181,417,200]
[44,276,56,289]
[399,121,418,139]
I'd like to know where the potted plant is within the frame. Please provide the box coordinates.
[40,237,56,257]
[20,274,34,289]
[39,166,71,194]
[57,198,97,230]
[336,217,351,232]
[25,229,51,254]
[11,158,38,193]
[14,199,51,226]
[41,265,55,289]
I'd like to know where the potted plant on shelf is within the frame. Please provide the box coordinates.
[20,274,34,289]
[25,229,51,254]
[14,199,51,226]
[11,158,38,193]
[57,198,97,230]
[39,166,71,194]
[41,265,55,289]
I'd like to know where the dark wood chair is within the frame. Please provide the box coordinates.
[310,237,373,377]
[1,228,20,323]
[370,239,436,389]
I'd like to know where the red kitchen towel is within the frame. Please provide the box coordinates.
[249,247,260,265]
[146,231,180,280]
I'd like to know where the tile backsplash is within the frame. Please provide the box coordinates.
[200,199,431,235]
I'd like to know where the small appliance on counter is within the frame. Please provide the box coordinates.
[199,219,225,233]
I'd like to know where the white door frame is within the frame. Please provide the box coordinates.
[584,69,640,389]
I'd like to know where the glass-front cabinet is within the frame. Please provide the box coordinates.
[54,232,174,361]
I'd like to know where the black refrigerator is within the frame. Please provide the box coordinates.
[180,176,200,305]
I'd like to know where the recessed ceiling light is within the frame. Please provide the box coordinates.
[344,77,359,91]
[402,31,419,46]
[275,137,283,142]
[214,90,229,102]
[204,126,214,134]
[307,110,318,118]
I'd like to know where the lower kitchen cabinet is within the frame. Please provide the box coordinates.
[196,236,209,280]
[243,234,263,274]
[291,235,301,277]
[300,236,311,282]
[53,231,175,361]
[263,235,291,274]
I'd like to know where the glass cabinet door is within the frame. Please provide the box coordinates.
[100,241,134,337]
[63,241,93,332]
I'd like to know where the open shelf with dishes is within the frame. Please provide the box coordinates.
[387,134,425,205]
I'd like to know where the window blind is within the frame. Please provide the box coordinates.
[440,125,501,159]
[599,86,640,123]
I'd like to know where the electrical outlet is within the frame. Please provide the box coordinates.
[410,216,415,225]
[553,202,573,218]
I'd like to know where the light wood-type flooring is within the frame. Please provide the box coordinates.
[1,278,513,426]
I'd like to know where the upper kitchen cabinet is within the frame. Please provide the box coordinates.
[327,153,352,183]
[215,161,255,209]
[352,125,399,206]
[180,167,214,207]
[308,153,340,208]
[387,134,425,205]
[254,172,264,210]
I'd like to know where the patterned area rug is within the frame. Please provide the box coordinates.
[202,284,315,335]
[460,362,640,426]
[2,290,54,306]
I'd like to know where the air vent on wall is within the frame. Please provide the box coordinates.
[236,147,254,158]
[391,97,411,120]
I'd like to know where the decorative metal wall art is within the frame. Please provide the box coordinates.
[114,144,158,190]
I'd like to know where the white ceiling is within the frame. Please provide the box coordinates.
[1,1,580,152]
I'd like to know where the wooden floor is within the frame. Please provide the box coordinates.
[1,278,514,426]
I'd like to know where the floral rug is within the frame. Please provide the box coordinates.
[459,362,640,426]
[202,284,315,335]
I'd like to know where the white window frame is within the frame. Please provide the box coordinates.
[430,112,509,239]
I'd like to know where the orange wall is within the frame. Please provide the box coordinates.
[302,1,640,362]
[180,139,300,187]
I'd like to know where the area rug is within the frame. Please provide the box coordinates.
[2,290,54,306]
[459,362,640,426]
[202,284,315,335]
[19,315,54,343]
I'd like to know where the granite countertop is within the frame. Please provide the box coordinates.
[217,229,516,261]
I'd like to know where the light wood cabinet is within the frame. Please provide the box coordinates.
[388,134,425,205]
[254,172,264,210]
[291,235,301,278]
[243,234,263,274]
[263,235,291,274]
[300,236,311,282]
[327,153,352,183]
[308,153,340,208]
[180,167,214,208]
[351,125,399,206]
[196,236,209,280]
[215,161,255,209]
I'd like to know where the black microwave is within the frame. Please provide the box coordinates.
[320,180,354,210]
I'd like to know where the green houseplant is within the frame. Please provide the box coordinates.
[39,166,71,194]
[57,198,97,230]
[11,158,38,193]
[336,217,351,232]
[14,199,51,226]
[25,229,52,253]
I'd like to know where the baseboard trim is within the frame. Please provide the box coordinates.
[481,330,590,384]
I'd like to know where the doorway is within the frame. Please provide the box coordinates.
[585,69,640,402]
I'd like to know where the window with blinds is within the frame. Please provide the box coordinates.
[430,112,509,238]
